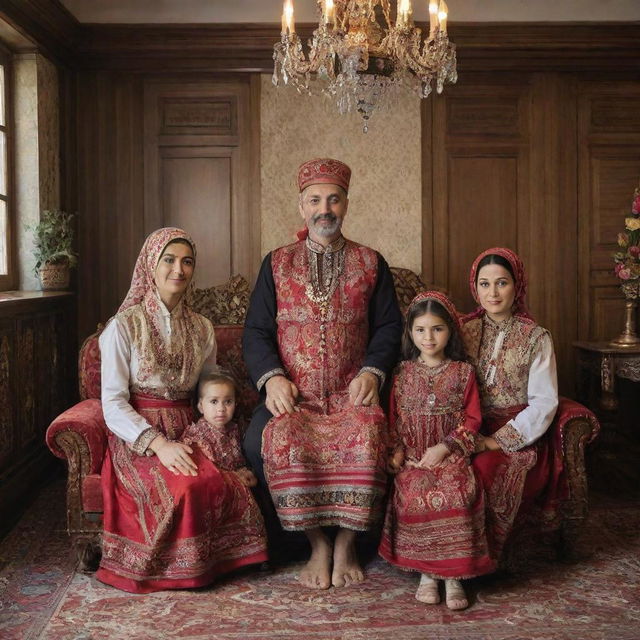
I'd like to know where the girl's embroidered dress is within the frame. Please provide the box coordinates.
[461,247,558,562]
[261,238,390,531]
[379,360,494,578]
[96,228,267,593]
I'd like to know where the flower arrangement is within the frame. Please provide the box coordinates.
[614,187,640,283]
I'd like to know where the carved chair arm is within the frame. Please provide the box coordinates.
[46,398,108,476]
[552,397,599,538]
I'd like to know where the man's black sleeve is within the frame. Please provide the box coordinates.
[363,254,403,375]
[242,253,284,389]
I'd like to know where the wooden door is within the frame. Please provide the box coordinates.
[144,79,260,288]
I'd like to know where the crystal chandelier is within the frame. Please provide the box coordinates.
[273,0,457,131]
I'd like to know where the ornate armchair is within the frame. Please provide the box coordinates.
[45,276,257,568]
[46,269,599,569]
[389,268,600,562]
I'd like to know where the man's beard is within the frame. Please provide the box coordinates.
[310,213,342,237]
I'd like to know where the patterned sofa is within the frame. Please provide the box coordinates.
[46,270,599,569]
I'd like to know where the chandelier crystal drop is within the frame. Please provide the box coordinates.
[273,0,458,131]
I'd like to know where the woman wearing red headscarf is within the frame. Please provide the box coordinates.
[96,227,267,593]
[461,248,559,563]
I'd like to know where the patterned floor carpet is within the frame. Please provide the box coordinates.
[1,479,639,640]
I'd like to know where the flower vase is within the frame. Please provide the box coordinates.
[610,280,640,347]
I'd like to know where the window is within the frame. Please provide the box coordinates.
[0,45,13,290]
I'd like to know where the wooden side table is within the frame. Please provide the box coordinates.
[573,341,640,493]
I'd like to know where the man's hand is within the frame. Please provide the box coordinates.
[348,371,379,406]
[265,375,299,417]
[387,448,405,474]
[236,467,258,487]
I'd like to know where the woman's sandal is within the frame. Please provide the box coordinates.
[444,579,468,610]
[415,575,440,604]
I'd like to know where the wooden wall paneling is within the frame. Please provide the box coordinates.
[0,294,74,537]
[114,74,145,321]
[76,71,101,340]
[431,75,532,314]
[143,78,259,289]
[71,23,640,74]
[76,71,146,339]
[578,80,640,343]
[0,317,14,469]
[160,146,233,283]
[528,73,579,395]
[0,0,78,64]
[97,73,118,331]
[16,315,36,449]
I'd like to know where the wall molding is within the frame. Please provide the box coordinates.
[73,22,640,73]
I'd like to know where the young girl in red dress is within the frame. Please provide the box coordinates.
[379,291,495,610]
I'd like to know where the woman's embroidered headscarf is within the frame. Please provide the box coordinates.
[408,290,462,331]
[114,227,204,398]
[464,247,534,322]
[119,227,197,313]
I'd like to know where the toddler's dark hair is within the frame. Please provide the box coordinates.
[196,371,238,400]
[402,299,467,362]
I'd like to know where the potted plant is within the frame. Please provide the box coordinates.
[30,209,78,290]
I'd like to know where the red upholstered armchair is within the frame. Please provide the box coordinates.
[391,269,600,562]
[46,276,258,568]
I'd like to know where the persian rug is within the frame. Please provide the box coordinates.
[1,480,639,640]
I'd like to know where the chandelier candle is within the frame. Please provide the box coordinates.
[438,0,448,34]
[397,0,413,29]
[282,0,295,35]
[273,0,458,131]
[324,0,335,25]
[428,2,438,37]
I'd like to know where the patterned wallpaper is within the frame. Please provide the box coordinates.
[260,74,422,274]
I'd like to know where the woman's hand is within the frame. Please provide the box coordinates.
[149,435,198,476]
[474,435,501,453]
[387,448,405,474]
[265,375,300,417]
[236,467,258,487]
[417,443,450,469]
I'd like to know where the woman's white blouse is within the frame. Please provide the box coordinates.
[99,301,216,444]
[504,332,558,448]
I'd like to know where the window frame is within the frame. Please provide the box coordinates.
[0,42,15,291]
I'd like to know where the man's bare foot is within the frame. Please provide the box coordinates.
[444,579,468,610]
[298,529,332,589]
[332,528,364,588]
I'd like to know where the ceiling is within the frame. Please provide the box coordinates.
[59,0,640,24]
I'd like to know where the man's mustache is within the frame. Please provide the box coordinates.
[312,213,338,224]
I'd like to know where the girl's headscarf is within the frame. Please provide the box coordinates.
[119,227,197,313]
[464,247,534,323]
[408,290,462,331]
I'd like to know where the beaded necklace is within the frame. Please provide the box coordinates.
[304,235,346,308]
